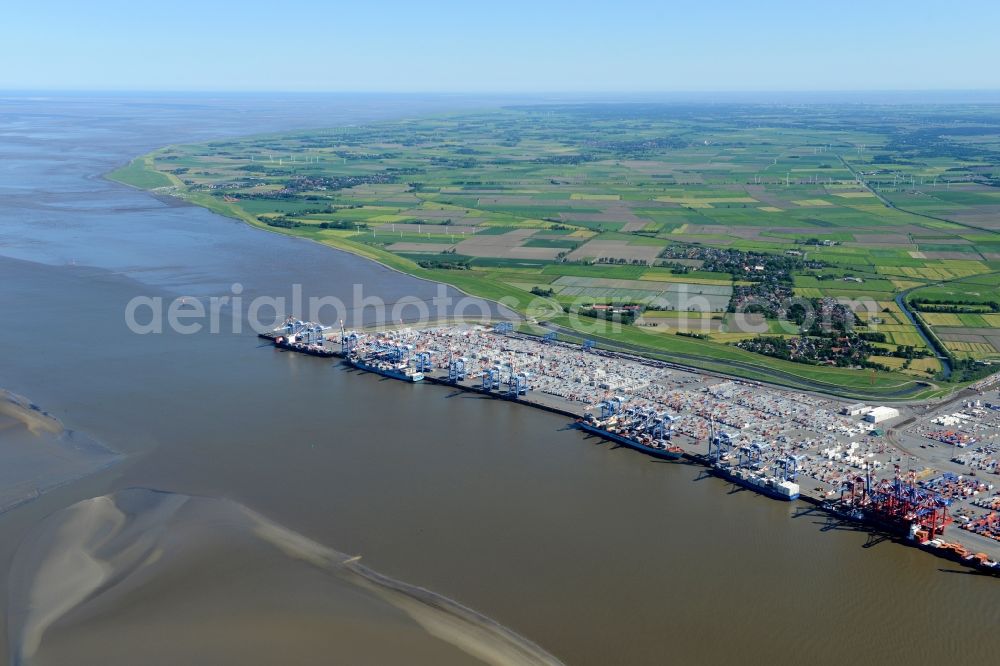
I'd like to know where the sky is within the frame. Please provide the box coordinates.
[3,0,999,93]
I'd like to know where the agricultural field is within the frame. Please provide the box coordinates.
[112,103,1000,396]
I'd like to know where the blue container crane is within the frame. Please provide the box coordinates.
[737,442,770,470]
[621,405,641,425]
[482,367,501,391]
[772,455,801,481]
[516,373,530,395]
[369,342,391,358]
[447,357,467,382]
[505,372,529,398]
[366,342,405,363]
[343,332,360,357]
[649,412,675,442]
[611,395,625,415]
[413,351,433,373]
[599,396,625,419]
[280,318,306,337]
[377,344,411,363]
[707,417,734,462]
[302,324,329,345]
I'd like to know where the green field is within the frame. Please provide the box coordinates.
[112,103,1000,397]
[107,154,177,189]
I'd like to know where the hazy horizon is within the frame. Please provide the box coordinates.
[6,0,999,93]
[4,90,1000,106]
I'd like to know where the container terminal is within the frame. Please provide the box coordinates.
[260,319,1000,574]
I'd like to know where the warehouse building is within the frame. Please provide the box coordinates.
[865,406,900,424]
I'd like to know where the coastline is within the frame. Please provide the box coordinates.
[106,169,527,324]
[104,155,952,404]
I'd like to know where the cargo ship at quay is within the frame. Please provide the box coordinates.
[259,320,999,575]
[260,318,336,357]
[706,426,801,501]
[349,357,425,382]
[577,397,684,461]
[711,464,801,501]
